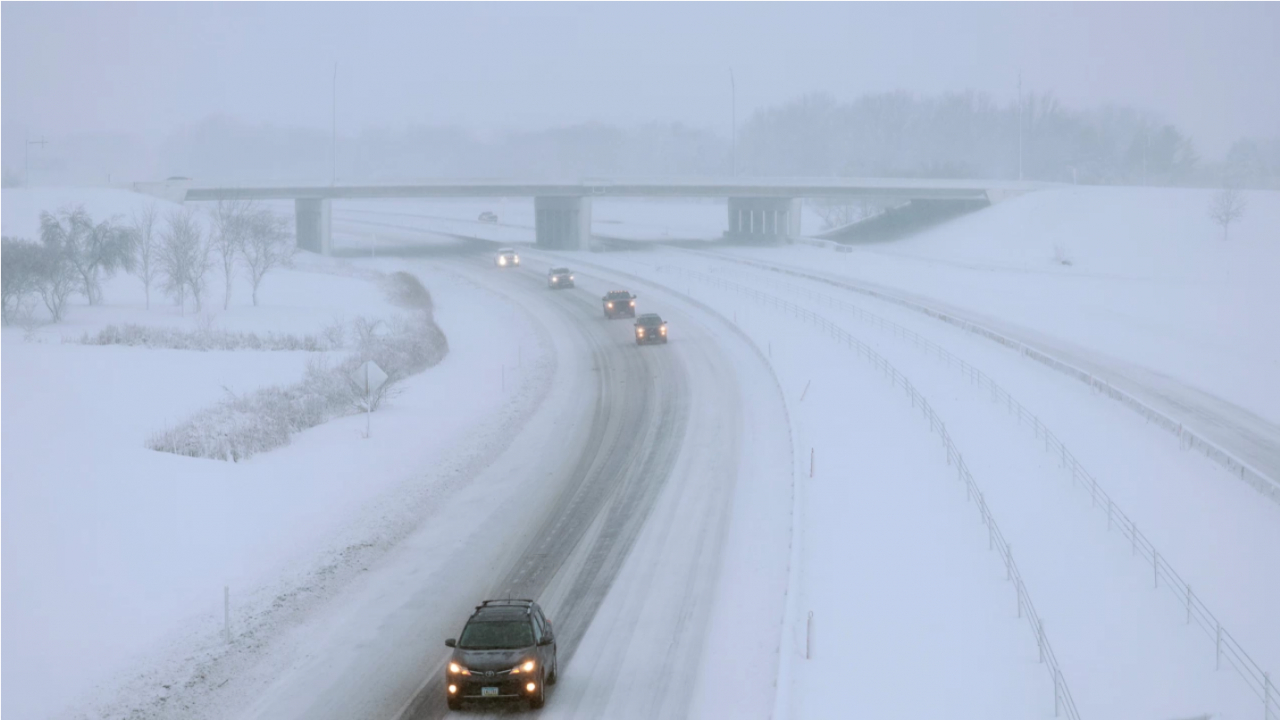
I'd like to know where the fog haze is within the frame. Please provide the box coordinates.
[5,2,1277,159]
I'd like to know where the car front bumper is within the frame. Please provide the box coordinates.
[448,674,540,701]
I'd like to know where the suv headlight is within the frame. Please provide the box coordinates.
[449,662,469,675]
[512,659,535,674]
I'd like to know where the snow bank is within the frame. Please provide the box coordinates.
[723,187,1280,428]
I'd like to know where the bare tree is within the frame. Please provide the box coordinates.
[1208,187,1247,240]
[32,231,78,322]
[41,206,134,305]
[131,203,160,309]
[2,236,42,324]
[209,197,252,309]
[157,208,207,314]
[241,208,294,306]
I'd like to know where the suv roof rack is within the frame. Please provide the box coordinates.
[476,599,535,612]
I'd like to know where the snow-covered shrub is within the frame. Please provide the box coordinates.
[79,319,347,352]
[147,272,448,461]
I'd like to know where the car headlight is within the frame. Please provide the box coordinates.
[607,302,613,308]
[570,275,575,280]
[637,328,644,336]
[630,300,635,306]
[660,327,666,334]
[449,662,469,675]
[499,257,506,265]
[552,277,558,282]
[522,660,535,672]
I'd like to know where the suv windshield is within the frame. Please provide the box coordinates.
[637,315,663,326]
[551,268,570,274]
[459,620,534,649]
[607,292,631,299]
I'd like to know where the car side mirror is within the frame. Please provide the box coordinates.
[538,636,553,646]
[445,638,457,648]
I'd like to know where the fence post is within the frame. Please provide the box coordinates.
[1216,622,1222,670]
[1264,672,1271,719]
[1006,543,1012,581]
[1016,582,1023,618]
[1038,619,1046,663]
[1154,551,1160,589]
[1054,667,1062,717]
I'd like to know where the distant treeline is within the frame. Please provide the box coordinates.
[6,91,1278,188]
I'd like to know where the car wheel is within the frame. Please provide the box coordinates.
[529,670,547,709]
[547,652,558,685]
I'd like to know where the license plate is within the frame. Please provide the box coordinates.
[481,687,499,698]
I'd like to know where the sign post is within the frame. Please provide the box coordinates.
[350,360,388,438]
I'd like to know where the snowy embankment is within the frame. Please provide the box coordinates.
[575,248,1279,719]
[1,188,547,719]
[724,187,1280,430]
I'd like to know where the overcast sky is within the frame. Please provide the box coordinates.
[4,2,1278,157]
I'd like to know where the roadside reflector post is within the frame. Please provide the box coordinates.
[350,360,387,439]
[809,448,814,478]
[806,611,813,660]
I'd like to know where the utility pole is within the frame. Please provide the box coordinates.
[332,62,338,186]
[1013,72,1024,181]
[26,137,48,188]
[730,69,737,176]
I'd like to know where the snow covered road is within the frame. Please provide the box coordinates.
[239,229,792,720]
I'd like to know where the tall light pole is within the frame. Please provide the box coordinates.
[26,137,48,188]
[730,69,737,176]
[332,62,338,185]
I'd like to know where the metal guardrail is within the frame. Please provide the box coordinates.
[679,249,1280,507]
[655,265,1083,719]
[662,264,1277,720]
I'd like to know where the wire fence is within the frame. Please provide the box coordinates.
[660,264,1277,720]
[676,248,1280,507]
[653,265,1083,719]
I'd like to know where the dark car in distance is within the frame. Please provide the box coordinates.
[602,290,636,318]
[444,599,558,711]
[548,267,575,289]
[634,313,668,345]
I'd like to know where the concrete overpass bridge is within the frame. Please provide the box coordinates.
[141,177,1052,254]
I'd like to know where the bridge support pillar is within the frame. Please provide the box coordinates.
[725,197,800,244]
[295,198,332,255]
[535,196,592,250]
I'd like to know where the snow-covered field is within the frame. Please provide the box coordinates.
[4,184,1277,720]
